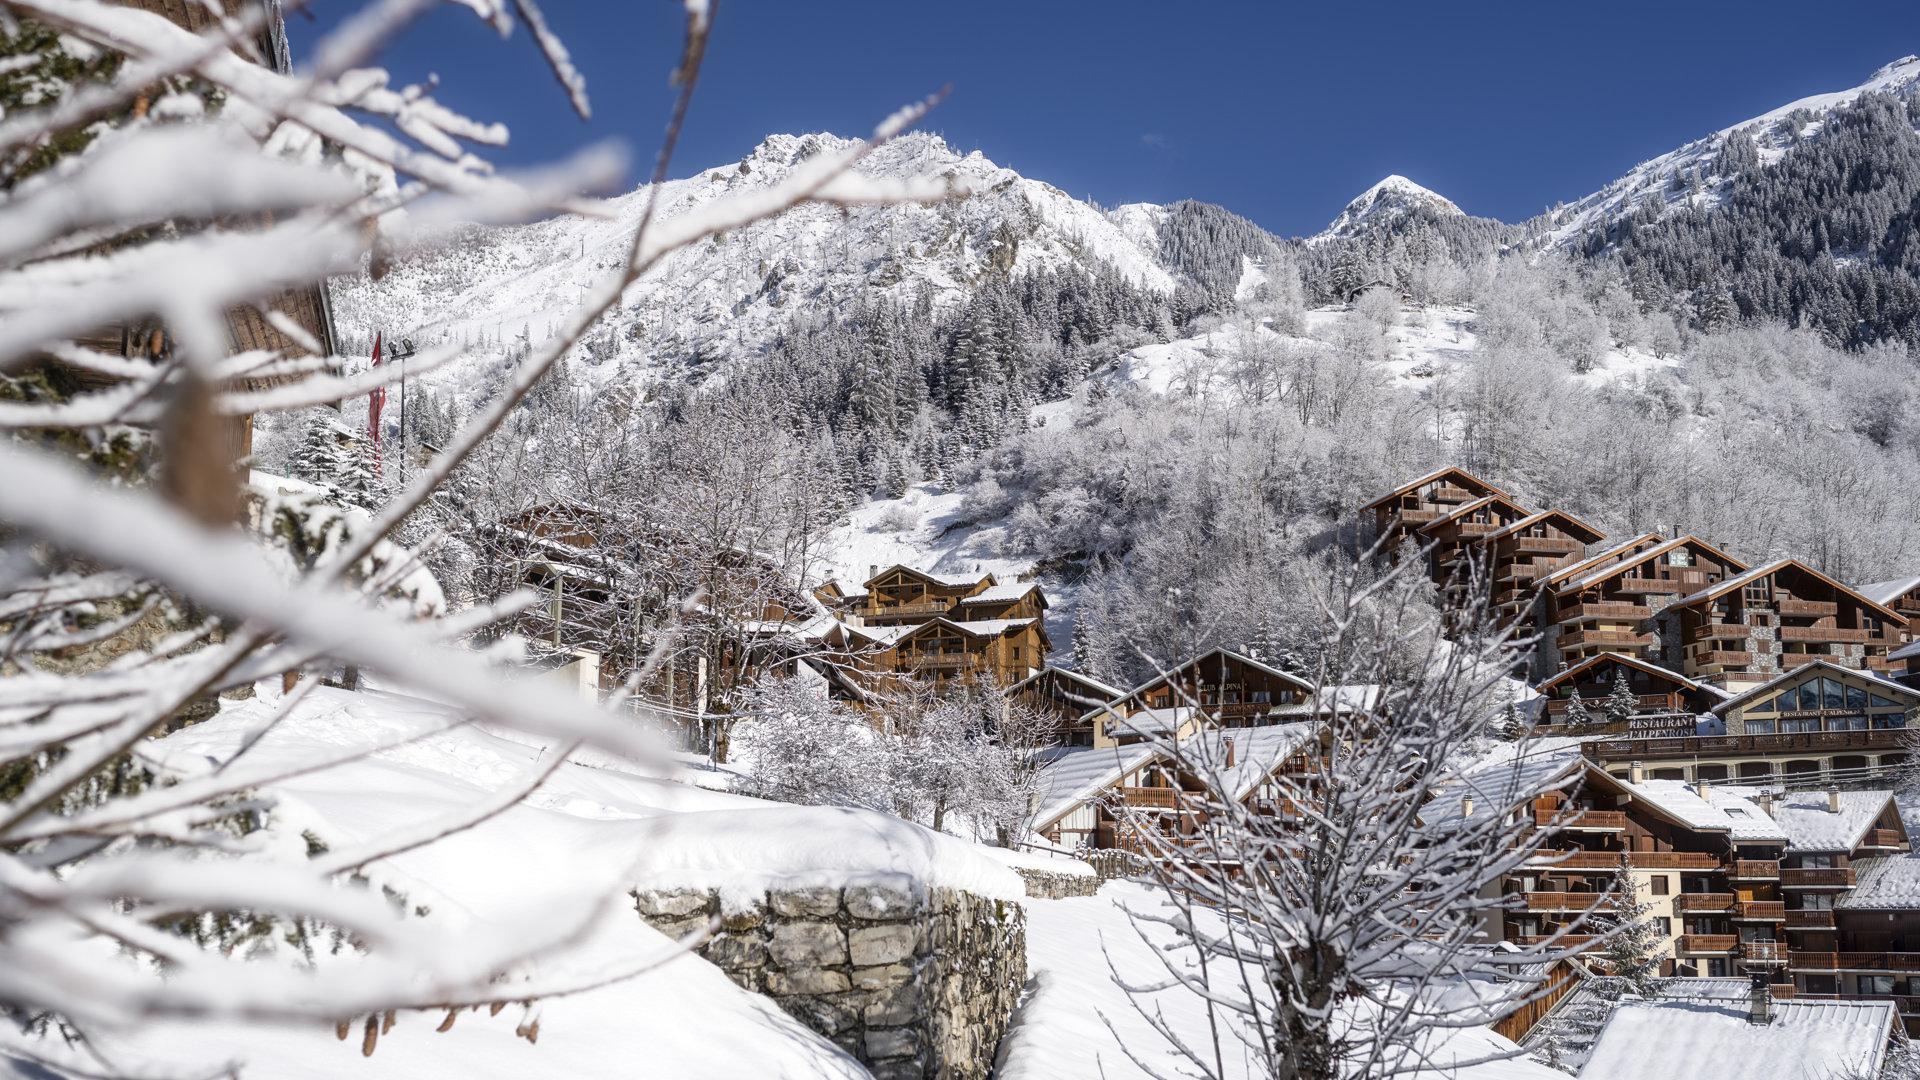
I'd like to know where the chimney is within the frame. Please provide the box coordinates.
[1628,760,1644,784]
[1695,777,1710,800]
[1747,972,1773,1026]
[1462,795,1475,818]
[1830,788,1842,813]
[1756,790,1775,815]
[1224,736,1236,769]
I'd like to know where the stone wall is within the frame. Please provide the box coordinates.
[634,880,1025,1079]
[1011,865,1101,899]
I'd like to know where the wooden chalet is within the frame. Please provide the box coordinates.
[1417,493,1535,594]
[1362,466,1509,548]
[1541,535,1749,675]
[1582,660,1917,786]
[854,565,1008,626]
[1008,666,1125,745]
[1475,509,1607,622]
[1030,723,1320,853]
[1861,575,1920,651]
[1083,648,1313,747]
[863,616,1050,689]
[1489,762,1794,983]
[1662,559,1909,687]
[1534,652,1722,729]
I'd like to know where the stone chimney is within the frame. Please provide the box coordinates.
[1695,777,1710,800]
[1628,760,1644,784]
[1461,795,1475,819]
[1756,790,1775,815]
[1830,788,1843,813]
[1747,972,1773,1026]
[1224,736,1236,769]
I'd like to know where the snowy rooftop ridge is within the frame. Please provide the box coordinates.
[1582,996,1896,1080]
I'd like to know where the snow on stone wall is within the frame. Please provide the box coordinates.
[634,879,1025,1080]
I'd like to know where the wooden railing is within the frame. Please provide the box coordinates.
[1785,909,1835,929]
[1692,650,1754,668]
[1431,486,1475,503]
[1559,602,1653,621]
[872,600,954,619]
[1734,901,1787,921]
[1560,629,1656,650]
[1119,787,1182,809]
[1741,941,1789,964]
[1545,693,1679,715]
[1394,508,1440,524]
[1864,829,1910,849]
[1778,599,1840,617]
[1587,728,1906,761]
[1517,892,1611,913]
[1510,934,1596,948]
[905,653,981,670]
[1688,622,1749,643]
[1672,893,1736,913]
[1781,867,1856,888]
[1780,625,1873,644]
[1677,934,1738,954]
[1725,859,1781,880]
[1505,536,1583,555]
[1791,952,1920,972]
[1616,577,1686,594]
[1533,808,1628,830]
[1532,850,1721,871]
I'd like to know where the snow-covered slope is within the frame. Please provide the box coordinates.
[1314,175,1464,242]
[1538,55,1920,249]
[334,132,1175,386]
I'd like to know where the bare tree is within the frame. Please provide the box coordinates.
[1110,552,1602,1080]
[0,0,963,1070]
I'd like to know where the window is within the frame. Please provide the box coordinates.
[1822,678,1846,710]
[1654,917,1672,936]
[1669,549,1691,567]
[1707,959,1729,978]
[1650,876,1670,896]
[1863,975,1897,995]
[1801,893,1835,911]
[1873,712,1907,729]
[1872,693,1903,708]
[1827,714,1868,731]
[1801,854,1836,869]
[1251,690,1271,704]
[1847,683,1868,710]
[1746,719,1777,735]
[1782,716,1821,733]
[1748,696,1776,714]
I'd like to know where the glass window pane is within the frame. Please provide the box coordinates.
[1847,684,1868,710]
[1746,719,1777,734]
[1872,693,1902,708]
[1823,679,1846,710]
[1748,696,1775,714]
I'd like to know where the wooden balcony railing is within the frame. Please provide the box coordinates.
[1118,787,1183,809]
[1863,829,1910,850]
[1545,693,1679,715]
[904,653,982,670]
[1781,867,1856,888]
[1453,522,1500,537]
[872,600,954,618]
[1431,486,1475,503]
[1516,891,1611,913]
[1587,728,1907,761]
[1726,859,1781,880]
[1677,934,1738,954]
[1510,934,1596,948]
[1616,577,1686,594]
[1532,850,1721,871]
[1778,599,1840,617]
[1785,909,1836,930]
[1533,808,1628,831]
[1734,901,1787,922]
[1691,651,1754,668]
[1672,893,1736,913]
[1780,625,1873,644]
[1688,623,1749,643]
[1790,952,1920,972]
[1559,602,1653,622]
[1560,629,1657,650]
[1505,536,1583,555]
[1394,509,1441,525]
[1741,941,1789,964]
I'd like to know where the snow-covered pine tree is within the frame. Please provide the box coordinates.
[1604,669,1639,726]
[290,411,378,507]
[1562,686,1592,727]
[1590,856,1666,994]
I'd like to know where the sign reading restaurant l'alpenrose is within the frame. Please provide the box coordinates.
[1627,714,1698,734]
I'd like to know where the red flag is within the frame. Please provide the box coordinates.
[368,331,385,476]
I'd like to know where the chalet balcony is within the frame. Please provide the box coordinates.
[1677,934,1738,955]
[1790,952,1920,973]
[1862,829,1910,851]
[1453,522,1500,537]
[1615,577,1686,594]
[1725,859,1781,881]
[872,600,955,619]
[1688,622,1750,643]
[1785,910,1836,930]
[1431,485,1475,503]
[1672,893,1736,913]
[1587,728,1907,762]
[1559,602,1653,622]
[1778,599,1840,618]
[1779,625,1874,644]
[1733,901,1787,922]
[1559,629,1657,650]
[1781,867,1856,889]
[1690,650,1753,669]
[1533,808,1628,831]
[1779,654,1828,671]
[1495,563,1543,584]
[1531,850,1721,872]
[1740,941,1789,965]
[904,653,982,670]
[1393,508,1441,525]
[1503,536,1583,556]
[1510,934,1596,948]
[1119,787,1185,809]
[1544,693,1679,716]
[1515,891,1611,913]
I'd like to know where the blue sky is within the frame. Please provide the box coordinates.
[310,0,1920,237]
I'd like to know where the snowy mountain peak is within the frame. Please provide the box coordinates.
[1869,55,1920,83]
[1314,174,1463,242]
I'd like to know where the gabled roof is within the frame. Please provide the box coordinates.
[956,582,1046,608]
[891,616,1040,642]
[1842,852,1920,910]
[1537,532,1665,589]
[1360,466,1507,511]
[1582,997,1895,1080]
[1029,743,1159,830]
[1475,507,1607,545]
[1583,767,1788,843]
[1709,658,1920,715]
[1669,558,1910,623]
[1007,664,1124,705]
[1892,637,1920,662]
[860,563,993,590]
[1082,647,1312,724]
[1860,575,1920,608]
[1416,493,1532,534]
[1553,534,1749,595]
[1768,788,1901,854]
[1535,652,1717,697]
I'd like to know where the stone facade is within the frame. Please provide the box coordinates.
[633,881,1025,1079]
[1011,864,1100,899]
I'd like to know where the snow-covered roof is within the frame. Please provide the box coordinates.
[1765,789,1898,853]
[956,582,1043,606]
[860,563,990,589]
[1709,658,1920,715]
[1272,683,1384,717]
[1007,664,1124,704]
[1417,493,1531,533]
[1580,997,1895,1080]
[1671,557,1908,622]
[1559,535,1747,595]
[1360,465,1506,510]
[1423,752,1584,832]
[1623,778,1788,843]
[937,617,1038,638]
[1030,743,1158,829]
[1892,637,1920,662]
[1079,647,1311,724]
[1189,722,1319,802]
[1478,508,1605,545]
[1860,574,1920,607]
[1539,532,1664,588]
[1840,853,1920,911]
[1536,651,1716,696]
